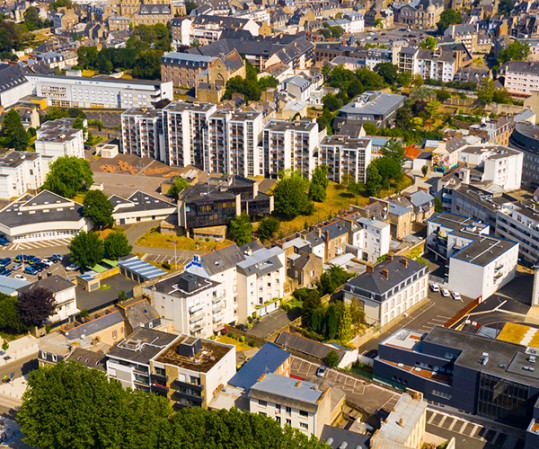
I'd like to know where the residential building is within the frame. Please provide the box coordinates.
[120,108,163,160]
[414,48,459,82]
[341,212,391,263]
[502,61,539,96]
[0,190,90,243]
[343,255,429,327]
[509,121,539,189]
[335,91,406,129]
[18,275,78,324]
[178,176,273,231]
[236,245,285,321]
[496,201,539,265]
[282,75,323,102]
[427,212,518,299]
[373,326,539,428]
[35,118,85,159]
[150,334,236,408]
[287,252,323,289]
[0,64,33,108]
[262,119,319,179]
[0,149,47,200]
[142,271,228,337]
[25,74,173,108]
[319,135,372,184]
[109,191,176,225]
[249,373,342,437]
[396,0,444,29]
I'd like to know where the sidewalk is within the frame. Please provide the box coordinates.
[0,417,20,446]
[0,377,27,402]
[0,338,38,368]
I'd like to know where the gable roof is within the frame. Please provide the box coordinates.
[17,275,74,296]
[275,331,345,362]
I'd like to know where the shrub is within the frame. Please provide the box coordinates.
[248,340,256,347]
[239,336,245,342]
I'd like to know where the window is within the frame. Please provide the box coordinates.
[286,406,292,414]
[300,422,308,429]
[276,417,281,424]
[112,330,117,339]
[275,404,281,412]
[286,419,292,426]
[258,400,267,407]
[299,410,308,417]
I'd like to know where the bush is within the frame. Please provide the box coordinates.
[239,336,245,342]
[227,332,233,338]
[248,340,257,347]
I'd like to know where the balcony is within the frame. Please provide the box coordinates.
[150,373,168,385]
[212,312,224,323]
[151,384,169,397]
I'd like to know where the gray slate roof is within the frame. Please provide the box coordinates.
[17,275,74,295]
[275,331,345,362]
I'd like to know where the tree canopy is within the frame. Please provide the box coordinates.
[83,190,114,229]
[168,176,189,200]
[42,156,94,198]
[0,294,26,334]
[68,231,104,270]
[273,171,314,220]
[104,232,132,260]
[0,109,29,151]
[18,361,329,449]
[309,165,329,202]
[224,62,278,102]
[17,287,56,327]
[229,213,253,246]
[257,216,280,243]
[498,40,530,65]
[374,62,399,85]
[437,9,462,33]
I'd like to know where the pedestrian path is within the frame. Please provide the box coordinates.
[0,336,38,368]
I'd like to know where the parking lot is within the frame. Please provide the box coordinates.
[290,356,400,416]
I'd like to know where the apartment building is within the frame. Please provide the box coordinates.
[510,121,539,189]
[25,74,173,108]
[35,118,84,159]
[319,135,372,184]
[353,216,391,263]
[414,49,458,82]
[343,256,429,328]
[496,201,539,265]
[120,108,163,159]
[396,0,444,29]
[249,373,340,438]
[236,245,285,321]
[427,212,518,299]
[502,61,539,96]
[143,271,228,338]
[0,150,47,200]
[262,120,319,179]
[0,64,33,108]
[161,53,214,88]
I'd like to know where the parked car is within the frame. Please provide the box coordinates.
[28,256,40,265]
[430,283,440,293]
[316,365,327,377]
[33,263,47,272]
[452,292,462,301]
[24,266,38,276]
[0,238,9,246]
[41,259,53,267]
[441,288,450,297]
[14,254,26,263]
[14,274,26,281]
[0,257,11,267]
[1,269,12,276]
[50,254,63,263]
[12,263,22,271]
[66,264,79,272]
[84,145,91,150]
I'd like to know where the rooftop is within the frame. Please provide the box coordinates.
[148,271,220,299]
[118,256,167,281]
[339,91,405,118]
[17,275,74,296]
[264,119,317,133]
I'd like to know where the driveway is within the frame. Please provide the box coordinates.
[249,309,298,339]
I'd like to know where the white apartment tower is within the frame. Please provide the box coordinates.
[319,135,372,183]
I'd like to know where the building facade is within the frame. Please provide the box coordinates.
[0,150,48,200]
[35,118,85,159]
[319,135,372,184]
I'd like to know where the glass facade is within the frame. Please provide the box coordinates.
[477,373,529,424]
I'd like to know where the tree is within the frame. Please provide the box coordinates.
[168,176,189,200]
[437,9,462,33]
[322,93,343,112]
[132,49,163,79]
[498,0,514,16]
[498,40,530,65]
[381,139,405,165]
[477,76,495,104]
[301,289,322,328]
[104,232,132,260]
[0,294,26,334]
[17,287,55,327]
[336,302,352,341]
[425,101,441,119]
[273,171,314,220]
[349,300,365,334]
[257,216,280,242]
[410,117,423,128]
[366,164,383,196]
[83,190,113,229]
[324,350,339,367]
[308,183,326,203]
[422,165,429,177]
[326,304,337,340]
[68,231,104,269]
[329,25,344,38]
[309,165,329,203]
[23,7,44,31]
[0,109,29,151]
[374,62,399,85]
[2,340,8,351]
[397,71,412,87]
[185,0,197,14]
[42,156,93,198]
[229,213,252,246]
[436,89,450,102]
[420,36,437,50]
[317,265,353,296]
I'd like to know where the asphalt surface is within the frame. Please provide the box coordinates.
[249,309,297,338]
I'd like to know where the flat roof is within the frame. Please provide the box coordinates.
[249,373,326,406]
[148,271,219,299]
[377,393,427,445]
[118,257,166,280]
[264,119,317,133]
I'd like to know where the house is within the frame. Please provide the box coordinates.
[427,212,518,300]
[116,297,162,335]
[287,252,323,289]
[142,271,227,337]
[110,191,177,226]
[0,190,90,243]
[341,212,391,263]
[249,373,344,438]
[396,0,444,29]
[343,255,429,328]
[35,117,85,159]
[17,275,78,324]
[65,347,107,371]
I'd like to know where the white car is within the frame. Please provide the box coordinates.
[41,259,53,267]
[66,264,79,272]
[14,274,26,281]
[430,283,440,292]
[452,291,462,301]
[441,288,450,297]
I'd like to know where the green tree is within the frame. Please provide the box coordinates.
[257,216,280,242]
[324,350,339,367]
[381,139,406,165]
[17,287,55,327]
[308,183,326,203]
[309,165,329,202]
[317,265,353,296]
[437,9,462,33]
[349,300,365,334]
[436,89,450,102]
[326,304,337,340]
[104,232,132,260]
[229,213,252,246]
[273,171,314,220]
[0,294,26,334]
[498,0,514,16]
[425,100,442,119]
[42,156,93,198]
[132,49,163,79]
[322,93,343,112]
[420,36,437,49]
[422,165,429,177]
[185,0,197,14]
[498,40,530,65]
[366,164,382,196]
[83,190,114,229]
[397,71,412,87]
[301,289,322,328]
[68,231,104,269]
[329,26,344,38]
[168,176,189,200]
[2,340,8,351]
[43,106,69,122]
[336,302,352,341]
[477,76,495,104]
[0,109,29,151]
[23,7,44,31]
[374,62,399,84]
[434,196,443,212]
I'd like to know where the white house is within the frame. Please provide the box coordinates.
[0,150,48,200]
[110,191,177,225]
[35,118,85,159]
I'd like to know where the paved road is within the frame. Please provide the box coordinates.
[249,309,297,338]
[0,354,37,382]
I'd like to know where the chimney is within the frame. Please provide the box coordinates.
[366,265,374,273]
[400,257,408,268]
[382,269,389,280]
[386,254,393,261]
[399,418,403,426]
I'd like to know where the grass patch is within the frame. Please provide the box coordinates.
[497,322,530,345]
[86,135,104,147]
[136,228,232,252]
[146,260,183,272]
[100,284,111,290]
[217,335,252,352]
[72,192,87,205]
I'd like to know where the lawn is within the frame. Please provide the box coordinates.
[217,335,252,352]
[497,322,530,345]
[136,228,232,252]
